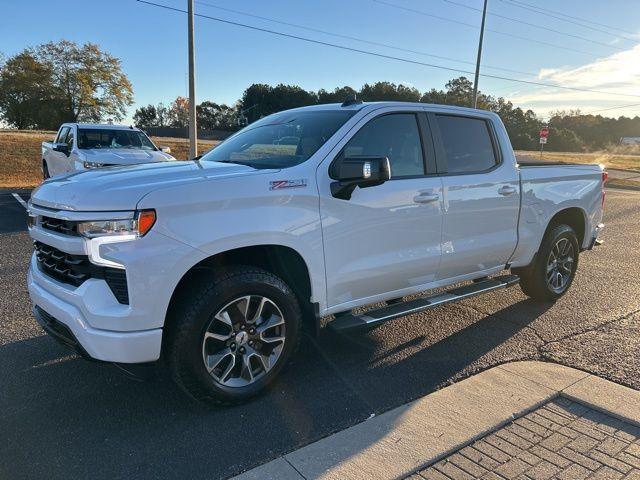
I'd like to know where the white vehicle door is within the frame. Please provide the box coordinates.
[49,126,70,176]
[319,109,444,310]
[63,126,79,173]
[431,113,520,280]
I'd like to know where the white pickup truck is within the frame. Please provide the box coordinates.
[41,123,175,179]
[27,101,606,404]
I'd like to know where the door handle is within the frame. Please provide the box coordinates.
[414,193,439,204]
[498,185,517,196]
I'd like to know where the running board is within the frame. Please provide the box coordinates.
[328,274,520,332]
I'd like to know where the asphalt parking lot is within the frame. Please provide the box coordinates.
[1,187,639,480]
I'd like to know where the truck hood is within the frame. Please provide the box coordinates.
[82,148,174,164]
[30,160,265,211]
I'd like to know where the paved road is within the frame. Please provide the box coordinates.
[1,188,639,480]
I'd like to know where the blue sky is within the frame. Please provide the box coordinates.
[2,0,639,122]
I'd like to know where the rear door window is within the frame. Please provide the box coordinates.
[435,115,498,173]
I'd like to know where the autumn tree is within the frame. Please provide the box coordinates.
[34,40,133,122]
[0,40,133,128]
[0,52,64,129]
[168,96,189,128]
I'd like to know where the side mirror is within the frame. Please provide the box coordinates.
[53,143,70,155]
[159,146,171,154]
[330,156,391,200]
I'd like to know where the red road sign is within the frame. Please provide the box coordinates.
[540,128,549,138]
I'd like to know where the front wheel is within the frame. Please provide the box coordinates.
[165,266,302,405]
[513,224,580,302]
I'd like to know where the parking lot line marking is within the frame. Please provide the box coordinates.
[12,193,27,209]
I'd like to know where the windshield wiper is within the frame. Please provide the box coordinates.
[214,159,256,167]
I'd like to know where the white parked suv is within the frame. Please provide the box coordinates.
[27,101,606,404]
[41,123,175,178]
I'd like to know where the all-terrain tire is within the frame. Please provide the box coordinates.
[164,266,302,405]
[513,224,580,302]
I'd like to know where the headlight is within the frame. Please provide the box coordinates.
[83,161,105,169]
[78,210,156,238]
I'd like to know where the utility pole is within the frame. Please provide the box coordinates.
[472,0,488,109]
[187,0,197,158]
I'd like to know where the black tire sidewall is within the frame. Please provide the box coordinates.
[536,225,580,300]
[171,270,301,403]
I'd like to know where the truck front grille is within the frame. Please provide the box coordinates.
[35,241,90,286]
[34,241,129,304]
[40,216,79,236]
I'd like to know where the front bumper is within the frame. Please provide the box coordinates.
[28,263,162,363]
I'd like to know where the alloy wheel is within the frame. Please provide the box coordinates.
[202,295,286,388]
[546,238,575,293]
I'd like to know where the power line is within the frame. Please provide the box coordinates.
[442,0,627,51]
[136,0,640,99]
[371,0,605,57]
[194,0,539,77]
[585,103,640,115]
[502,0,638,36]
[499,0,639,42]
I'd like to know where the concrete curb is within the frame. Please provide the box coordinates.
[231,361,640,480]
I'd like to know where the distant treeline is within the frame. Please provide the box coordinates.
[134,77,639,152]
[1,41,636,152]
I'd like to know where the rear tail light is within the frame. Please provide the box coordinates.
[602,171,608,209]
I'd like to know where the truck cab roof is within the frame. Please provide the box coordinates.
[59,123,140,131]
[278,101,500,118]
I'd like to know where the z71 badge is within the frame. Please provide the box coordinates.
[269,179,308,190]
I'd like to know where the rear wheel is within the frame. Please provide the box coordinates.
[513,224,579,302]
[165,266,302,405]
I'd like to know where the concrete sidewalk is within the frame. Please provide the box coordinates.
[415,397,640,479]
[232,361,640,480]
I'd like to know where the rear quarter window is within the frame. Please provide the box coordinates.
[436,115,498,173]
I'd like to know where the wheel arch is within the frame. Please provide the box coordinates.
[165,244,319,345]
[544,206,587,248]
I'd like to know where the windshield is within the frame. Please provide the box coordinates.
[78,128,156,151]
[201,110,356,169]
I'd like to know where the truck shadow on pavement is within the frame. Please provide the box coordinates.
[0,298,552,480]
[315,298,553,411]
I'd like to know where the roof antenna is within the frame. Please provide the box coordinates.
[342,94,363,107]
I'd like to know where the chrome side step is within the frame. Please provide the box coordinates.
[328,274,520,332]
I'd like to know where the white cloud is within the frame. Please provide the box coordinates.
[508,44,640,117]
